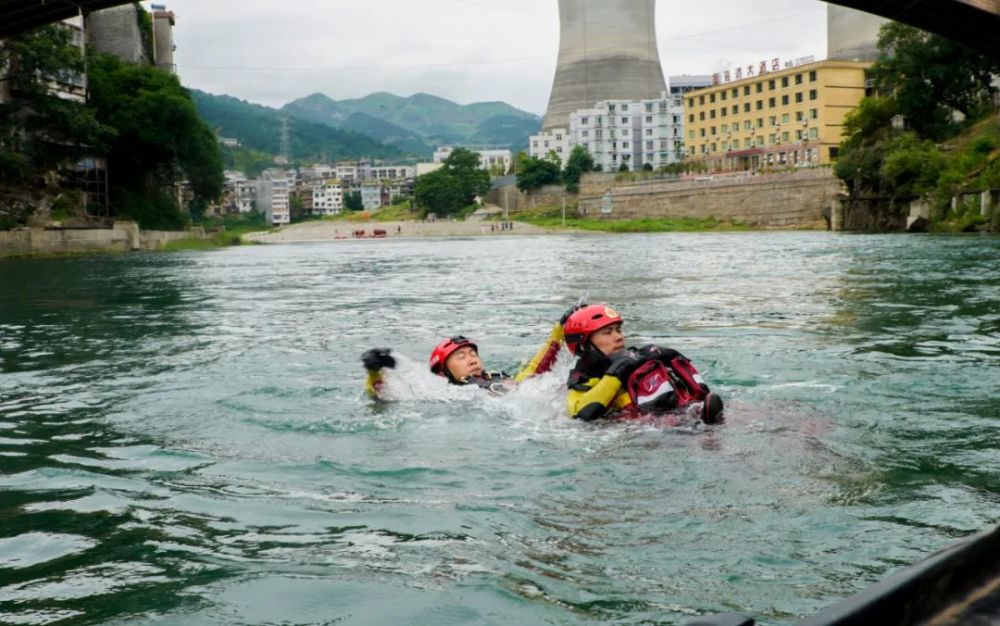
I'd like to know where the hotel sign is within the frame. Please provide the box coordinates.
[712,55,816,85]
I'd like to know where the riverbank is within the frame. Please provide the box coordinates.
[243,219,551,243]
[0,222,210,259]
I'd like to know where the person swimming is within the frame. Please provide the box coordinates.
[562,304,724,423]
[362,305,582,399]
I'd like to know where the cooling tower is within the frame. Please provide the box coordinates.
[542,0,667,131]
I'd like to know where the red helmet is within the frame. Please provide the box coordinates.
[429,336,478,376]
[563,305,623,356]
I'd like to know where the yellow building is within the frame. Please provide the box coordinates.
[684,60,871,172]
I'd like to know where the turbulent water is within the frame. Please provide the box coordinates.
[1,233,998,626]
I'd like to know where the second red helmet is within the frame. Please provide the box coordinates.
[429,336,478,376]
[563,305,623,355]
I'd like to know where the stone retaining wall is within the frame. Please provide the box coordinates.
[577,169,841,229]
[488,169,843,229]
[0,222,208,259]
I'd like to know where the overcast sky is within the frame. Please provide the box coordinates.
[153,0,830,115]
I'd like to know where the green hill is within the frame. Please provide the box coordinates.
[282,92,541,152]
[189,90,409,164]
[281,94,433,157]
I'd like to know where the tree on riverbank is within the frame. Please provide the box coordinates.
[87,54,223,230]
[834,24,1000,230]
[515,156,561,192]
[562,145,594,193]
[413,148,489,216]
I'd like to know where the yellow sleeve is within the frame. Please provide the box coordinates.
[514,322,565,382]
[365,370,385,400]
[566,376,631,420]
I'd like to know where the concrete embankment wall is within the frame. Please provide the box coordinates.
[577,169,841,229]
[490,169,843,229]
[0,222,208,259]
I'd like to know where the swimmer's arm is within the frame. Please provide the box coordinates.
[567,376,623,421]
[365,370,386,400]
[362,348,395,401]
[514,322,564,382]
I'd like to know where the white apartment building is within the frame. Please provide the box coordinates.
[528,128,571,164]
[302,163,336,181]
[312,180,344,216]
[257,170,291,225]
[336,163,359,182]
[433,146,513,172]
[233,180,256,214]
[530,93,686,171]
[368,165,415,181]
[360,182,382,211]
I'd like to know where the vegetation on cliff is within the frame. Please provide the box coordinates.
[0,26,112,228]
[88,55,224,229]
[834,24,1000,231]
[1,25,225,231]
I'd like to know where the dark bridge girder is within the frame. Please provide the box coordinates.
[0,0,134,39]
[825,0,1000,59]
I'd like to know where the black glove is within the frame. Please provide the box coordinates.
[638,344,681,363]
[605,350,642,383]
[560,302,588,325]
[362,348,395,371]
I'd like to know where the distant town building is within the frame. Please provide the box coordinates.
[218,137,240,148]
[433,146,512,172]
[683,59,871,172]
[669,75,714,97]
[312,180,345,216]
[529,92,686,171]
[360,182,383,210]
[233,180,256,214]
[416,162,444,177]
[336,163,359,182]
[257,169,291,225]
[368,164,415,181]
[528,128,570,164]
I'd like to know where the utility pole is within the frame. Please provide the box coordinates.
[562,195,566,227]
[279,115,292,165]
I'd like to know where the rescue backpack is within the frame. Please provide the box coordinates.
[625,355,709,412]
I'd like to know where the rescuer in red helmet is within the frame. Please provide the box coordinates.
[563,304,723,423]
[362,305,582,398]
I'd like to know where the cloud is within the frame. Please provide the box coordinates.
[157,0,827,112]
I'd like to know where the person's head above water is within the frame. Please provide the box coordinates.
[564,305,625,358]
[429,336,484,382]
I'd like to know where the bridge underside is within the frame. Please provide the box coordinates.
[827,0,1000,59]
[0,1,133,39]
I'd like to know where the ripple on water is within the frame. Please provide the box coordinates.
[0,234,997,625]
[0,533,98,569]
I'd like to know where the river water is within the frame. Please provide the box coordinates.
[1,232,998,625]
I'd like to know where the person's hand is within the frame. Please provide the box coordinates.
[362,348,395,371]
[638,344,681,363]
[560,302,588,325]
[605,350,642,383]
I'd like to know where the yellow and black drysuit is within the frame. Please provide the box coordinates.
[364,322,565,400]
[566,346,683,420]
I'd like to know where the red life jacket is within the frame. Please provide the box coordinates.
[625,356,709,412]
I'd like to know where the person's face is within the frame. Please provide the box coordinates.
[590,323,625,356]
[446,346,483,380]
